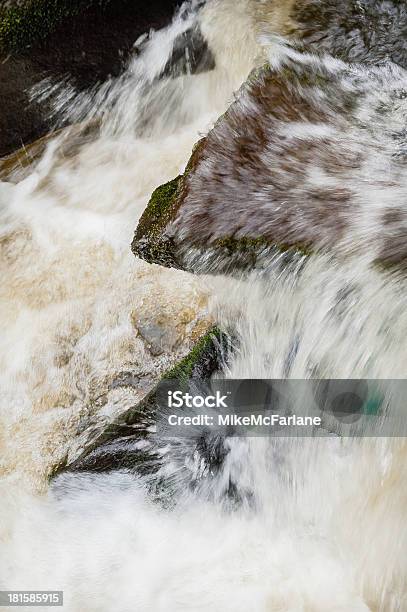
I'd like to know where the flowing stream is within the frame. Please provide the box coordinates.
[0,1,406,610]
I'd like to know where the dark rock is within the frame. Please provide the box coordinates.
[160,25,215,78]
[0,0,182,157]
[132,175,185,270]
[52,327,232,477]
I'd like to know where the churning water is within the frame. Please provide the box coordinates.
[0,1,406,610]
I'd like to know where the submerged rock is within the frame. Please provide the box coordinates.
[0,120,100,182]
[52,327,231,477]
[161,24,215,77]
[133,43,407,273]
[132,21,216,80]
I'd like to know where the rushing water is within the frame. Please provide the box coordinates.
[0,1,406,610]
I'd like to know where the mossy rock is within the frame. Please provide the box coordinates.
[132,126,309,275]
[132,48,407,274]
[132,175,184,268]
[130,58,322,275]
[52,326,231,477]
[132,136,207,270]
[0,0,115,55]
[165,325,226,383]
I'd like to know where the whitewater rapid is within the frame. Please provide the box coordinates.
[0,0,257,485]
[0,1,406,610]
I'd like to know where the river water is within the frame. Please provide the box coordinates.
[0,1,405,610]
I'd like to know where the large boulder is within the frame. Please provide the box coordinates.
[132,43,407,274]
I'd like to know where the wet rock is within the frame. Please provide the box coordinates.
[0,0,182,156]
[132,44,407,274]
[52,327,231,477]
[135,319,180,356]
[0,119,99,182]
[1,1,105,54]
[0,131,53,182]
[292,0,407,69]
[160,25,215,78]
[0,1,181,56]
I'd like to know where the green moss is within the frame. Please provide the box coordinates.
[0,0,112,55]
[215,236,269,252]
[134,139,208,263]
[214,236,311,259]
[132,175,184,268]
[132,64,319,273]
[51,326,229,477]
[145,176,182,221]
[165,327,223,383]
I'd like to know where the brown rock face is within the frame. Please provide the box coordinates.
[133,44,407,274]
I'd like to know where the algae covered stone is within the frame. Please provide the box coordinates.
[133,176,184,269]
[53,326,230,476]
[132,43,407,274]
[0,0,114,54]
